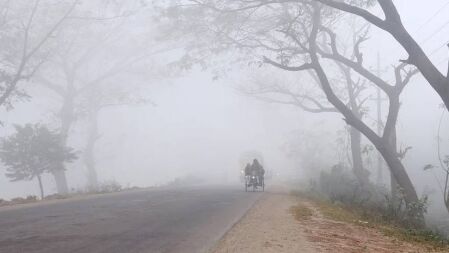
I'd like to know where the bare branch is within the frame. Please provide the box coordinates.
[263,56,314,71]
[314,0,386,29]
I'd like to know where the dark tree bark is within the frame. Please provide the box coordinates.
[339,63,370,186]
[349,126,369,185]
[308,4,419,205]
[262,2,419,204]
[315,0,449,111]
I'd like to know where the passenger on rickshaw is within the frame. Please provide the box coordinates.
[244,163,251,177]
[250,159,265,185]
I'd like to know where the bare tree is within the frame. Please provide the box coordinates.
[35,1,166,193]
[79,82,153,191]
[310,0,449,111]
[303,3,419,204]
[0,0,77,113]
[242,65,374,186]
[162,1,421,209]
[174,0,449,110]
[37,34,148,193]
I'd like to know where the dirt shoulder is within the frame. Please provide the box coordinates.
[211,193,315,253]
[211,192,444,253]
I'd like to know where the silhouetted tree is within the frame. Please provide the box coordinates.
[162,1,420,207]
[314,0,449,111]
[35,0,157,193]
[0,124,77,199]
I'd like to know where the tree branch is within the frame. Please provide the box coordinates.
[263,56,315,71]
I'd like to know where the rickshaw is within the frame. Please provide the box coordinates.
[245,172,264,192]
[239,151,265,192]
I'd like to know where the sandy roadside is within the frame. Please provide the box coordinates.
[210,193,315,253]
[211,192,445,253]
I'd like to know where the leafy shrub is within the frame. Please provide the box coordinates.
[26,195,38,201]
[318,163,376,206]
[98,181,122,193]
[317,163,428,229]
[381,188,428,229]
[9,197,37,204]
[44,194,68,200]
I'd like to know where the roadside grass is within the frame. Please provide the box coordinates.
[290,204,313,221]
[291,190,449,252]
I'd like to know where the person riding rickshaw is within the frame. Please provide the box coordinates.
[244,159,265,192]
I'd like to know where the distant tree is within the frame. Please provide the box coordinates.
[78,84,153,191]
[162,0,420,206]
[0,124,77,199]
[34,0,157,194]
[0,0,77,112]
[35,1,165,192]
[243,47,372,187]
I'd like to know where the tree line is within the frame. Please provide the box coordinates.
[157,0,449,227]
[0,0,160,199]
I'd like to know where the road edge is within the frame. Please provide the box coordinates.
[205,192,265,253]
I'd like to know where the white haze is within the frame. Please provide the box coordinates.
[0,0,448,228]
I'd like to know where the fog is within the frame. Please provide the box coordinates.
[0,0,449,234]
[0,67,313,198]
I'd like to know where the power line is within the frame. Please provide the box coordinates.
[414,1,449,34]
[384,3,449,60]
[437,57,449,66]
[421,18,449,45]
[429,39,449,57]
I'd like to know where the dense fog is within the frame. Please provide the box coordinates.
[1,0,449,234]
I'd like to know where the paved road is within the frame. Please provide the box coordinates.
[0,185,261,253]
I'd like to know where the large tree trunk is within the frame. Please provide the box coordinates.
[315,68,420,204]
[84,106,99,191]
[307,8,419,204]
[316,0,449,111]
[52,86,76,195]
[349,126,370,186]
[37,174,44,200]
[340,64,370,186]
[375,141,418,203]
[387,123,399,201]
[52,170,68,195]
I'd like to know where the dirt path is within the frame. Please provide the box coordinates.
[211,193,315,253]
[212,193,443,253]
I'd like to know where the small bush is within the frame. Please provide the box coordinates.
[9,197,37,204]
[380,189,428,229]
[44,194,67,200]
[98,181,122,193]
[26,195,38,201]
[318,163,381,206]
[316,163,427,229]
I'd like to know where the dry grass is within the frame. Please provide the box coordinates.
[293,191,449,252]
[290,204,313,221]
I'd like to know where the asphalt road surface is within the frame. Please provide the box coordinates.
[0,185,261,253]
